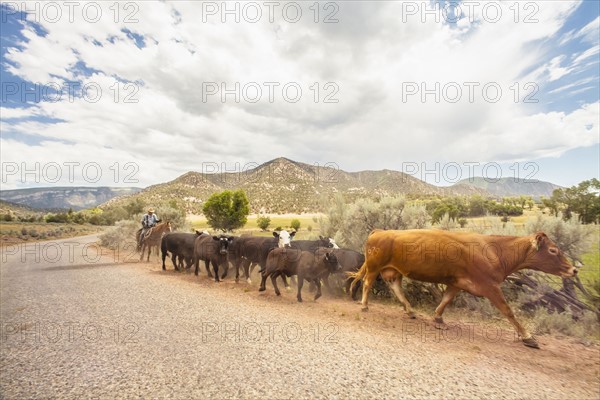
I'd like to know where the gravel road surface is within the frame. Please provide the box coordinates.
[1,235,598,399]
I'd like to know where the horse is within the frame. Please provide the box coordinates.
[136,221,172,262]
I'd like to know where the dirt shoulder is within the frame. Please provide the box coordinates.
[150,257,600,394]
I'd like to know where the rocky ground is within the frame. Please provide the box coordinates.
[1,235,598,399]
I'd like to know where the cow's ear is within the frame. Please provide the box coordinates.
[273,232,279,238]
[533,232,547,251]
[212,236,220,241]
[319,235,324,240]
[290,231,296,238]
[228,236,234,241]
[195,230,202,235]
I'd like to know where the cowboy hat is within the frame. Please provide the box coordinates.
[147,207,155,213]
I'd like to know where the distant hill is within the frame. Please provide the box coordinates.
[101,158,488,214]
[452,177,562,199]
[0,200,44,216]
[0,187,142,210]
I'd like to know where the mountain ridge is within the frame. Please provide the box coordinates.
[1,159,564,213]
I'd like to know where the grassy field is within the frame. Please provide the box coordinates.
[0,222,105,245]
[580,235,600,287]
[188,214,322,239]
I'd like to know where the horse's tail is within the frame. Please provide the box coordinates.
[135,228,142,251]
[348,260,368,293]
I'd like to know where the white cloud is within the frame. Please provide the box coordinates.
[1,0,598,188]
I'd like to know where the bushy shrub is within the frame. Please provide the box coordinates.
[257,216,271,231]
[290,218,301,231]
[99,220,139,250]
[436,213,458,230]
[322,196,430,251]
[525,213,595,263]
[531,309,598,339]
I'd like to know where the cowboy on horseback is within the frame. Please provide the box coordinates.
[138,207,161,249]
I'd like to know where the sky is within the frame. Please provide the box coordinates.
[1,0,598,190]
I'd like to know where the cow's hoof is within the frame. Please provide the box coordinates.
[258,287,265,292]
[285,286,292,292]
[297,297,303,302]
[407,311,416,319]
[522,337,540,349]
[434,317,447,330]
[235,278,239,283]
[361,306,368,312]
[276,292,281,296]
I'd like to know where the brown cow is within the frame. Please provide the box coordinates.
[350,229,577,348]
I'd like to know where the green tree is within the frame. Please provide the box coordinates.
[290,218,301,231]
[125,198,145,218]
[202,190,250,232]
[542,179,600,223]
[257,216,271,231]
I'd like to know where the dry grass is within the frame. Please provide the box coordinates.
[0,221,104,245]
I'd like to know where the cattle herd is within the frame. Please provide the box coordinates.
[152,224,577,349]
[159,229,364,303]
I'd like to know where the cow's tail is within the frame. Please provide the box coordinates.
[348,260,368,293]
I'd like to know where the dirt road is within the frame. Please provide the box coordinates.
[1,236,598,399]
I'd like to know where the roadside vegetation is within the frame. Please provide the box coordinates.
[6,180,599,343]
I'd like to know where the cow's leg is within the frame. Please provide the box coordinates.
[205,260,213,278]
[244,260,253,283]
[351,279,361,301]
[297,276,304,302]
[194,257,200,276]
[220,261,228,280]
[360,271,379,311]
[234,259,241,283]
[161,251,167,271]
[271,272,281,296]
[346,277,360,300]
[171,254,178,271]
[433,285,460,326]
[314,279,322,302]
[210,261,220,282]
[258,270,269,292]
[485,287,538,348]
[388,275,415,319]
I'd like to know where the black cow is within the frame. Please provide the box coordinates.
[229,230,296,283]
[283,235,339,288]
[322,248,365,299]
[259,247,342,302]
[161,231,206,271]
[193,235,234,282]
[290,235,338,252]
